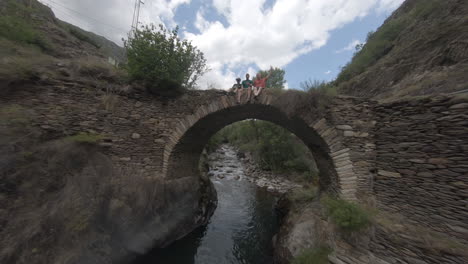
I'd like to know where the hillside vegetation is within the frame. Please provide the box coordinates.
[336,0,468,100]
[0,0,128,97]
[208,120,319,182]
[0,0,124,60]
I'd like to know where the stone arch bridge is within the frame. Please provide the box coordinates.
[6,87,467,263]
[161,92,375,201]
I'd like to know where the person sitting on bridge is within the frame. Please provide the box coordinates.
[241,73,254,103]
[253,70,271,99]
[232,77,243,103]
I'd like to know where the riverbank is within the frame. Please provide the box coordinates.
[208,144,304,195]
[207,144,325,264]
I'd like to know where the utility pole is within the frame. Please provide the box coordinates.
[130,0,144,38]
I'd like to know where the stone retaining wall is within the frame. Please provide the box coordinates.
[374,95,468,241]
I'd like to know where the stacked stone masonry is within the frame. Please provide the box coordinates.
[2,83,467,263]
[374,96,468,240]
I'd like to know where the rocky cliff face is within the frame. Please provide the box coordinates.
[337,0,468,100]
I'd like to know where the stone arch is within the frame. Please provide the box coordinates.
[163,94,359,200]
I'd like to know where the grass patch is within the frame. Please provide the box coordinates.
[68,26,101,49]
[292,246,332,264]
[0,105,29,126]
[0,15,51,51]
[301,79,338,97]
[272,88,332,120]
[66,132,103,144]
[0,55,53,79]
[0,0,52,51]
[102,93,119,111]
[0,52,56,94]
[322,196,372,232]
[289,186,317,204]
[73,56,127,83]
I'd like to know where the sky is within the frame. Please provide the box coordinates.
[38,0,405,89]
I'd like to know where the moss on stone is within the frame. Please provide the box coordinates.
[291,246,332,264]
[66,132,103,144]
[322,195,373,232]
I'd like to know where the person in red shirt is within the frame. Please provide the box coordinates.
[253,70,271,98]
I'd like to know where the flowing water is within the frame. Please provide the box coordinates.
[136,145,279,264]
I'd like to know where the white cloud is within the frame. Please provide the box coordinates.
[325,70,332,75]
[38,0,404,89]
[186,0,404,88]
[377,0,405,13]
[335,39,364,53]
[39,0,189,44]
[212,0,231,16]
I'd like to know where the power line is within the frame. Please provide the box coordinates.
[39,0,129,32]
[130,0,145,38]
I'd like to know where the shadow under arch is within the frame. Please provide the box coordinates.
[164,99,341,194]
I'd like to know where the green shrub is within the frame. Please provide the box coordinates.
[301,79,337,96]
[289,186,317,203]
[124,24,208,97]
[336,18,405,83]
[66,132,103,144]
[322,196,372,232]
[150,78,185,98]
[292,246,332,264]
[411,0,443,20]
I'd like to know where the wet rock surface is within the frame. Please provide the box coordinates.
[208,144,303,195]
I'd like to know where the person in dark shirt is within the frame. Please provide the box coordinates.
[232,78,243,103]
[241,73,253,103]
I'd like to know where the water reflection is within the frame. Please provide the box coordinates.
[136,146,279,264]
[136,180,278,264]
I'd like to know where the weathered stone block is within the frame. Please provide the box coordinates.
[336,125,353,130]
[154,138,166,144]
[450,103,468,109]
[378,170,401,178]
[427,158,450,164]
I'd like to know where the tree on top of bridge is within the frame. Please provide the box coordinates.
[124,24,208,97]
[254,66,286,90]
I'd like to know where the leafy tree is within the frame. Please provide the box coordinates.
[124,24,208,97]
[255,66,286,90]
[209,120,318,178]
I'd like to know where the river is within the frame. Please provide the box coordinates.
[135,145,280,264]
